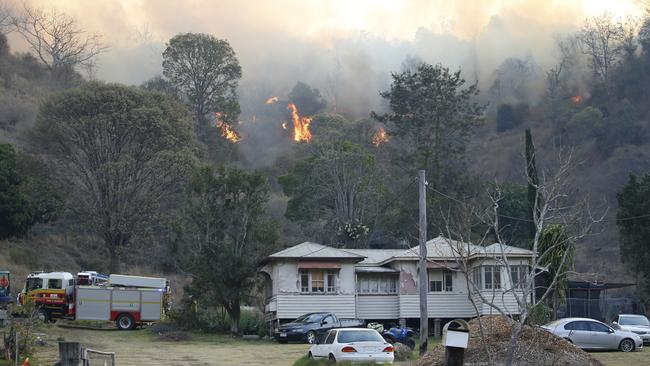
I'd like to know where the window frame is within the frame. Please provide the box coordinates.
[428,269,454,293]
[299,269,339,294]
[472,266,503,291]
[509,265,529,289]
[356,274,398,295]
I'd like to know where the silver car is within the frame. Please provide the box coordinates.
[612,314,650,344]
[542,317,643,352]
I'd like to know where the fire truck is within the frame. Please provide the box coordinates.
[19,271,170,330]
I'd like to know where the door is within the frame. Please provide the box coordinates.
[320,315,335,331]
[564,321,592,348]
[76,287,110,321]
[588,321,617,349]
[314,330,336,358]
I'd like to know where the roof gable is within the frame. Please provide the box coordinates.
[268,242,366,260]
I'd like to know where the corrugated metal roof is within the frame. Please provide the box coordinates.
[344,249,406,265]
[268,242,365,260]
[264,236,533,265]
[384,236,534,261]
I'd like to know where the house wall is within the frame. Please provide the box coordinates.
[271,260,357,319]
[276,294,356,319]
[357,296,399,319]
[275,261,356,295]
[265,256,532,321]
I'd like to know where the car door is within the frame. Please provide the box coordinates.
[588,321,617,350]
[314,330,335,358]
[564,321,593,348]
[321,315,335,331]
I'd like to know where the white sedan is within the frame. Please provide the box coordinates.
[308,328,395,364]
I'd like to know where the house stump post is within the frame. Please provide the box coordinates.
[399,318,406,328]
[434,318,441,338]
[58,342,84,366]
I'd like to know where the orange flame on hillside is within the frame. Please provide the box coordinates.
[214,112,241,143]
[570,95,583,105]
[372,127,389,147]
[287,103,312,142]
[265,96,279,104]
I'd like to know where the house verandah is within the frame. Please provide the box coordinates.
[258,236,535,332]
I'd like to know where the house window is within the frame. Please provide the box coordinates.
[472,268,482,289]
[327,272,337,292]
[300,272,309,292]
[312,271,325,292]
[429,270,453,292]
[356,275,398,295]
[299,270,339,294]
[509,265,528,289]
[484,266,501,290]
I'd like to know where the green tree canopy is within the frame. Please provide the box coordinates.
[373,62,484,188]
[0,143,62,238]
[162,33,242,129]
[32,82,197,272]
[617,173,650,299]
[182,166,278,334]
[288,81,327,116]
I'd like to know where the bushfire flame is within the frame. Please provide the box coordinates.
[570,95,583,105]
[214,112,241,143]
[265,96,279,105]
[372,127,389,147]
[287,103,312,142]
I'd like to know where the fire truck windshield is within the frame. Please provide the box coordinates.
[26,278,43,291]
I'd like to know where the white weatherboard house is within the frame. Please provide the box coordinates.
[259,236,534,328]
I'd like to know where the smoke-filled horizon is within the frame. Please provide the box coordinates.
[4,0,645,165]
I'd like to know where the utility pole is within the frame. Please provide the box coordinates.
[418,170,428,356]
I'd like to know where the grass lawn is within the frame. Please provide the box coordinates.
[589,347,649,366]
[15,324,649,366]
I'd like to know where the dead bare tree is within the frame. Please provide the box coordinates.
[0,2,13,34]
[433,150,604,366]
[12,5,107,72]
[579,13,626,90]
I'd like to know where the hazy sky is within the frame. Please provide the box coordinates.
[9,0,642,86]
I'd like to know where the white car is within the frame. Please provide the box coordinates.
[612,314,650,344]
[308,328,395,364]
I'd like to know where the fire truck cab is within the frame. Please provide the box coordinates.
[19,271,75,322]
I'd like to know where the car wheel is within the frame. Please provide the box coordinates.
[116,313,135,331]
[306,330,317,344]
[619,338,635,352]
[328,354,336,364]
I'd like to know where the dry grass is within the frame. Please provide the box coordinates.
[589,347,649,366]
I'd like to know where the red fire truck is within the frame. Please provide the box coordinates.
[19,271,170,330]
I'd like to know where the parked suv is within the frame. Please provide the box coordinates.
[612,314,650,345]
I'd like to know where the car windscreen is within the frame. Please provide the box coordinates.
[619,316,650,326]
[295,314,325,323]
[337,330,384,343]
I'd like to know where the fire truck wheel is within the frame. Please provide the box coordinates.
[37,308,49,323]
[116,313,135,330]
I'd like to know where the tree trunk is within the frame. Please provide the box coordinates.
[228,300,241,336]
[108,243,121,273]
